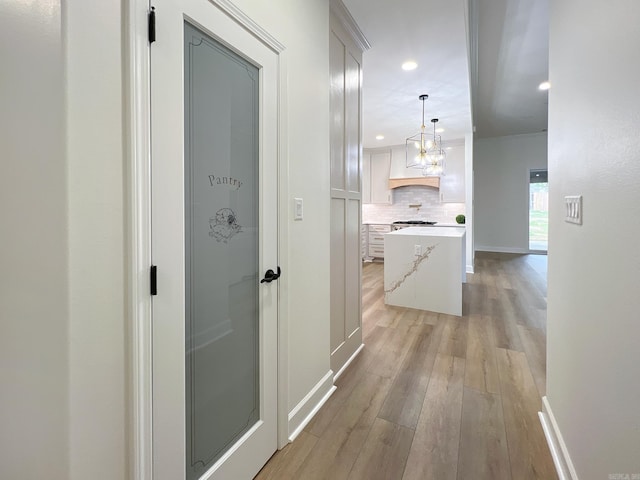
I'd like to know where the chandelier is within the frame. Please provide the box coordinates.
[406,94,446,176]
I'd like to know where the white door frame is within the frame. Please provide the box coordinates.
[125,1,289,478]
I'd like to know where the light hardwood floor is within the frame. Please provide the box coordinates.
[256,252,556,480]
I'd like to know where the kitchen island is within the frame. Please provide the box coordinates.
[384,226,466,316]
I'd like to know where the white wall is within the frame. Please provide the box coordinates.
[233,0,332,415]
[464,132,474,271]
[66,1,126,478]
[546,1,640,478]
[0,2,69,479]
[474,133,547,252]
[282,0,331,413]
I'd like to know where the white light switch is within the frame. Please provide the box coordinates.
[294,198,303,221]
[565,195,582,224]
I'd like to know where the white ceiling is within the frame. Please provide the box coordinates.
[342,0,549,148]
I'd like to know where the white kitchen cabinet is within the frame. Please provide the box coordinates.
[439,144,465,203]
[362,149,391,204]
[361,224,367,260]
[367,224,390,259]
[362,151,371,203]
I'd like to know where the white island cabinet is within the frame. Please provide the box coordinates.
[362,150,391,205]
[384,226,466,316]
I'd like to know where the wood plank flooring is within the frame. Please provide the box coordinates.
[256,252,556,480]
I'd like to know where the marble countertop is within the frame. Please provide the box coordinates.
[363,222,465,227]
[386,226,465,238]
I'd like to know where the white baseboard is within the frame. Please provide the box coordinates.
[333,343,364,382]
[287,370,336,442]
[466,265,474,274]
[539,396,579,480]
[476,245,528,254]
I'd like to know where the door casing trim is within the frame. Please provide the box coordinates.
[126,2,153,479]
[126,1,289,478]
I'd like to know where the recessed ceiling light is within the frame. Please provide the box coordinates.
[401,61,418,71]
[435,128,444,133]
[375,135,384,140]
[446,147,453,150]
[539,81,551,91]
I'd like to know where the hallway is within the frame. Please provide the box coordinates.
[257,252,555,479]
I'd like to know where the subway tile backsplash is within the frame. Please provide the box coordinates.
[362,186,465,224]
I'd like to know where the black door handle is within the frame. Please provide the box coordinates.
[260,266,281,283]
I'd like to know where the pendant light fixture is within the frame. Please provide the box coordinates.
[406,95,446,176]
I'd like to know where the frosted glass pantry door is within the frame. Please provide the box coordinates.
[150,2,280,480]
[184,22,260,479]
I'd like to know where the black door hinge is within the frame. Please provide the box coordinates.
[150,265,157,295]
[148,7,156,44]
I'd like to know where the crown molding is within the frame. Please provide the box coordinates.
[330,0,371,52]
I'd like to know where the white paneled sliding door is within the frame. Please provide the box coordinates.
[329,4,367,376]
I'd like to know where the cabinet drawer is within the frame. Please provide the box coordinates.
[368,224,391,233]
[368,233,386,244]
[368,245,385,258]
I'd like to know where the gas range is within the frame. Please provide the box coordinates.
[391,220,437,231]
